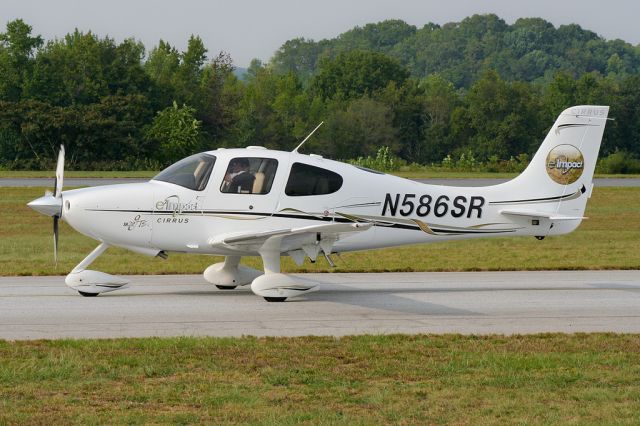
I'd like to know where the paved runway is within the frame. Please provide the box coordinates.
[1,271,639,340]
[1,177,639,187]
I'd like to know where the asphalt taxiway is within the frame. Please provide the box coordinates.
[1,271,638,340]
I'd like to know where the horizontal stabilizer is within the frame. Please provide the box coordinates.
[500,209,586,221]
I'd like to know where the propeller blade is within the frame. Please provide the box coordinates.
[54,145,65,198]
[53,216,59,266]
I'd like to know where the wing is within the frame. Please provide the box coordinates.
[210,222,372,261]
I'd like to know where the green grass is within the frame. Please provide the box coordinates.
[3,187,640,276]
[0,334,638,424]
[0,170,156,178]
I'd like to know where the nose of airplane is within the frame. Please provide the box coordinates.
[27,193,63,217]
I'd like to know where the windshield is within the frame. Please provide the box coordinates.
[153,153,216,191]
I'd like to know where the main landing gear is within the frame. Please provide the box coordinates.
[203,255,262,291]
[204,253,318,302]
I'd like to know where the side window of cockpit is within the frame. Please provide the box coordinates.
[153,153,216,191]
[220,157,278,194]
[285,162,343,196]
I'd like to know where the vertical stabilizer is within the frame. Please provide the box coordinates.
[494,106,609,236]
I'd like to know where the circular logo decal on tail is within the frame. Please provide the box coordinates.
[546,144,584,185]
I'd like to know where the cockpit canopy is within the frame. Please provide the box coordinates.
[153,153,216,191]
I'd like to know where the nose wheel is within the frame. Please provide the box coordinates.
[215,285,237,290]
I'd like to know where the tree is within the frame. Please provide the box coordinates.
[197,51,237,143]
[76,94,153,164]
[419,75,460,162]
[459,70,541,159]
[311,50,409,100]
[323,97,398,159]
[23,30,148,106]
[233,68,309,151]
[0,19,43,101]
[373,80,428,162]
[107,38,150,96]
[605,74,640,156]
[145,40,181,107]
[336,20,417,53]
[271,38,322,82]
[245,58,264,81]
[145,36,208,108]
[146,101,201,163]
[176,35,207,105]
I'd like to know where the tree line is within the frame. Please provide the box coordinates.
[0,16,639,171]
[272,15,640,86]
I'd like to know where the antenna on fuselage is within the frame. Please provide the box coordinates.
[292,121,324,153]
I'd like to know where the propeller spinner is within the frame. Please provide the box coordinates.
[27,145,65,264]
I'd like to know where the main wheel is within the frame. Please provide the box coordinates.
[216,285,237,290]
[264,297,287,302]
[78,291,99,297]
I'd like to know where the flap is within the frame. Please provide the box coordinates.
[210,222,372,251]
[500,209,586,221]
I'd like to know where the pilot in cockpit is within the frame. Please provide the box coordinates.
[222,158,255,193]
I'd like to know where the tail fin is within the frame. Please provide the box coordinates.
[498,105,609,234]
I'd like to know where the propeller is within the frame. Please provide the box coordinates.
[52,145,64,265]
[53,215,59,265]
[54,145,64,198]
[27,145,65,265]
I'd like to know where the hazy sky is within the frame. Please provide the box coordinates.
[2,0,638,67]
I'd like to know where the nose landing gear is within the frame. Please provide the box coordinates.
[65,243,130,296]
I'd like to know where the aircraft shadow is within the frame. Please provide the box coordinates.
[302,285,481,316]
[112,284,481,316]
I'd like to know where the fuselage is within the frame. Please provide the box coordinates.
[60,147,586,257]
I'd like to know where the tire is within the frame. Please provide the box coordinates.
[216,285,237,290]
[78,291,99,297]
[264,297,287,302]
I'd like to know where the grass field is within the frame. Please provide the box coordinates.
[1,334,639,424]
[0,170,156,178]
[2,187,639,276]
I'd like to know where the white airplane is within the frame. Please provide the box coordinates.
[28,105,609,301]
